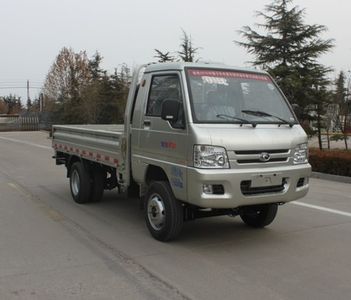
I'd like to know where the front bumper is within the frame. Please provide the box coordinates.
[187,164,311,208]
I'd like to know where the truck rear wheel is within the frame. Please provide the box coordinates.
[240,203,278,228]
[69,162,91,204]
[145,181,183,242]
[89,166,105,202]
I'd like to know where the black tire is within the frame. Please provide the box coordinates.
[127,179,140,198]
[145,181,184,242]
[240,203,278,228]
[69,162,91,204]
[90,166,105,202]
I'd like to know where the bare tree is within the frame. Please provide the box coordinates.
[43,47,92,123]
[0,98,8,114]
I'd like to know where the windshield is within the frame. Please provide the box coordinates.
[186,68,296,124]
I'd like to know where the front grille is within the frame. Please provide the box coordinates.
[237,158,288,164]
[240,180,286,196]
[235,149,289,155]
[233,149,290,165]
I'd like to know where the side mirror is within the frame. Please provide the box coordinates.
[161,99,180,122]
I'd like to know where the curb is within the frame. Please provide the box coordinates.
[311,172,351,184]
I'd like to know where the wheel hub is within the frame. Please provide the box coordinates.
[71,169,80,196]
[147,194,165,231]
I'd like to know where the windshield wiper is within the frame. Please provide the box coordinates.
[216,114,257,128]
[241,110,295,127]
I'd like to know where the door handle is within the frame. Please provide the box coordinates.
[144,120,151,127]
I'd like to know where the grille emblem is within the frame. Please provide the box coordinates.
[259,152,271,162]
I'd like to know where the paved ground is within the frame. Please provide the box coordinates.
[0,131,351,300]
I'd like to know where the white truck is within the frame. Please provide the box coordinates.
[52,62,311,241]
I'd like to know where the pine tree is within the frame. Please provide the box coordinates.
[89,51,106,80]
[178,30,199,62]
[236,0,334,123]
[334,71,347,104]
[154,49,174,62]
[154,30,200,63]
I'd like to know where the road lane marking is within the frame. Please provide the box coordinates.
[0,136,51,150]
[7,182,64,222]
[7,182,25,192]
[292,201,351,218]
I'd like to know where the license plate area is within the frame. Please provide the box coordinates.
[251,173,282,188]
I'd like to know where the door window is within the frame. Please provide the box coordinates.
[146,75,183,117]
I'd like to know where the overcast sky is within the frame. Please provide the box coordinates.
[1,0,351,102]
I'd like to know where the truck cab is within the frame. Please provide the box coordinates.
[128,63,310,240]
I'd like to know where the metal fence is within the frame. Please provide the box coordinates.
[0,115,39,131]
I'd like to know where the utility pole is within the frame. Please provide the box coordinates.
[26,80,32,111]
[39,93,43,112]
[27,80,30,102]
[347,71,351,102]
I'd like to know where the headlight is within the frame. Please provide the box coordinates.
[293,143,309,164]
[194,145,230,169]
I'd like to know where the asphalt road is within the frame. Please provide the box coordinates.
[1,131,351,300]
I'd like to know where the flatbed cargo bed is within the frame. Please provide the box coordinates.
[52,124,124,168]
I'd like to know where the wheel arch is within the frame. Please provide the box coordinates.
[144,165,169,185]
[66,155,83,178]
[142,164,186,201]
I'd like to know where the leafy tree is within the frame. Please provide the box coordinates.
[154,49,175,62]
[178,29,199,62]
[82,60,130,124]
[82,73,119,124]
[236,0,334,125]
[28,97,40,113]
[2,94,22,114]
[105,64,131,123]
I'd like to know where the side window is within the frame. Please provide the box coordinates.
[146,75,183,117]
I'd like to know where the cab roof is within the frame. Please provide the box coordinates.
[144,62,268,75]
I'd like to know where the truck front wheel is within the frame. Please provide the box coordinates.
[145,181,184,242]
[240,203,278,228]
[69,162,91,204]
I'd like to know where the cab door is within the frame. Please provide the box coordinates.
[139,72,188,200]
